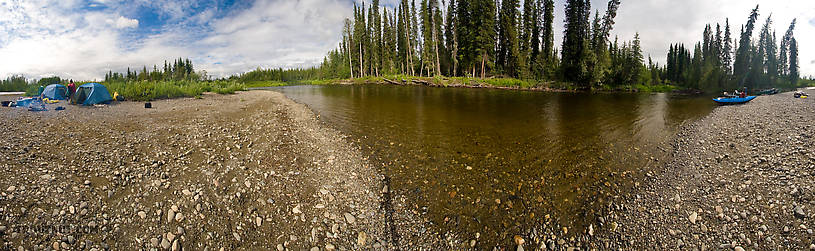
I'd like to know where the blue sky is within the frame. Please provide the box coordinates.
[1,0,814,80]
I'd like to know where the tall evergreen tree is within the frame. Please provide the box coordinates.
[521,0,537,75]
[445,0,459,76]
[779,19,796,77]
[539,0,555,78]
[529,0,541,69]
[722,19,733,74]
[561,0,591,85]
[733,5,759,84]
[498,0,524,77]
[789,37,799,83]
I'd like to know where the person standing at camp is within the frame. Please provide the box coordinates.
[67,80,76,103]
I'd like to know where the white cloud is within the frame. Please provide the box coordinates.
[113,16,139,29]
[192,0,351,77]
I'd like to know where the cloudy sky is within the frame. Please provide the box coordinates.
[1,0,813,80]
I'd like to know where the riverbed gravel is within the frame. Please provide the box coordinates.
[594,91,815,249]
[0,91,389,250]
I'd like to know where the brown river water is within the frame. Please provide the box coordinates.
[275,84,715,246]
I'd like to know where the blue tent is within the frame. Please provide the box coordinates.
[75,83,112,105]
[42,84,68,100]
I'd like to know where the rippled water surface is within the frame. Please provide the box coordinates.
[275,84,715,245]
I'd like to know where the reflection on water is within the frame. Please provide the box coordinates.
[276,84,715,245]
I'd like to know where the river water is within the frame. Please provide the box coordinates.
[276,84,715,246]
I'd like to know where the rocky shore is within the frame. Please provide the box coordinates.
[0,91,390,250]
[596,92,815,250]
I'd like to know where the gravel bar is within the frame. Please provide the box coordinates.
[596,92,815,250]
[0,91,392,250]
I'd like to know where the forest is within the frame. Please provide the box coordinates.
[300,1,803,91]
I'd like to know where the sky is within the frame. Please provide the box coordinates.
[1,0,814,81]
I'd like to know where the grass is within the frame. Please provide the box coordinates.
[103,80,245,101]
[243,80,288,88]
[631,84,678,93]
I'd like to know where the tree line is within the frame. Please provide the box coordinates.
[309,1,803,90]
[665,6,800,91]
[315,0,646,88]
[230,67,322,83]
[0,76,63,92]
[104,58,203,82]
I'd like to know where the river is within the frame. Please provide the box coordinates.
[275,84,715,246]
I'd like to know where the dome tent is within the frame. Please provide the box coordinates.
[42,84,68,100]
[75,83,112,105]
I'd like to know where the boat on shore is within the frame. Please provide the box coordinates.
[756,88,779,95]
[713,95,756,105]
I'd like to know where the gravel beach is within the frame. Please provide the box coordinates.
[596,92,815,250]
[0,91,390,250]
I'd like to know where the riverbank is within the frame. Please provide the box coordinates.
[594,92,815,249]
[264,75,681,93]
[0,91,394,250]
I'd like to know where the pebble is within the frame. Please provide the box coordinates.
[514,235,525,246]
[160,238,171,249]
[325,243,336,251]
[293,205,302,214]
[167,232,176,242]
[137,211,146,219]
[344,213,356,224]
[795,206,807,218]
[689,211,698,224]
[357,231,367,246]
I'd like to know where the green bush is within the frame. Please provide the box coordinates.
[103,80,245,101]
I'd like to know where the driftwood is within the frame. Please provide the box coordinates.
[410,79,432,86]
[383,78,402,85]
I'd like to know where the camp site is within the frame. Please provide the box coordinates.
[1,0,815,250]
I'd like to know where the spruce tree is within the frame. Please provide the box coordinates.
[538,0,557,78]
[733,5,759,83]
[445,0,458,76]
[722,19,733,74]
[521,0,536,73]
[498,0,524,78]
[561,0,591,85]
[780,19,796,77]
[789,37,799,84]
